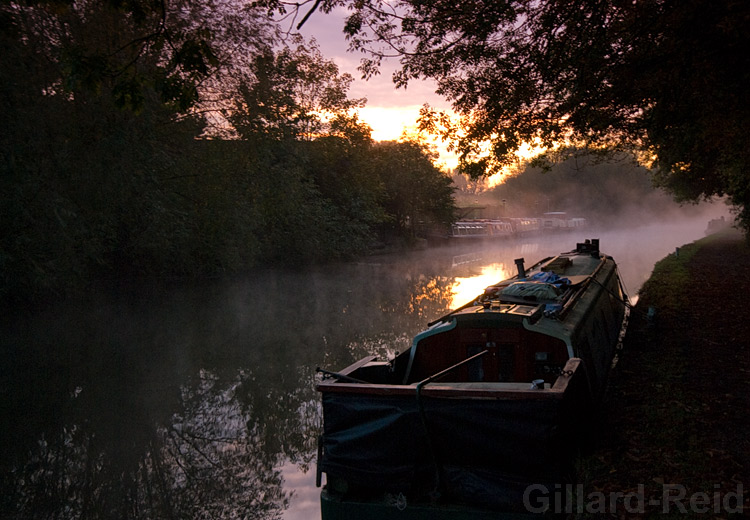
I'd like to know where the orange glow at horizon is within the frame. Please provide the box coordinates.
[485,141,548,187]
[357,105,459,170]
[358,106,419,142]
[358,107,548,178]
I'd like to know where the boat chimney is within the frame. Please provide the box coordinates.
[576,238,601,256]
[514,258,526,279]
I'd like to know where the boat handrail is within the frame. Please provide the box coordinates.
[558,255,608,319]
[415,349,490,497]
[416,350,490,388]
[316,367,368,384]
[318,358,585,398]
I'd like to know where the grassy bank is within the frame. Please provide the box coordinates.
[576,229,749,518]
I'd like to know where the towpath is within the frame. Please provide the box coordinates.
[582,228,750,518]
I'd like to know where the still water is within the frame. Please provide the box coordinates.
[0,221,714,519]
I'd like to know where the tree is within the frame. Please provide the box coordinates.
[0,0,275,299]
[225,41,378,262]
[0,0,275,112]
[261,0,750,231]
[301,114,388,248]
[369,140,456,240]
[228,36,365,141]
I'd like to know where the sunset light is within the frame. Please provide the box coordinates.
[450,262,514,308]
[358,105,460,170]
[358,106,421,142]
[359,103,549,182]
[485,140,548,187]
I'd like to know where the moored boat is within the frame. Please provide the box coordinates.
[316,239,629,517]
[451,219,515,239]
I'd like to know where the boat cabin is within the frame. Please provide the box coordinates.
[334,239,625,396]
[402,311,570,387]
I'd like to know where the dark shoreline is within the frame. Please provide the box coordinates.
[579,228,749,518]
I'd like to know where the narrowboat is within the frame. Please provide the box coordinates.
[451,219,514,239]
[316,239,629,518]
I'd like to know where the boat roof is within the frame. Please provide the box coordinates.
[429,241,618,345]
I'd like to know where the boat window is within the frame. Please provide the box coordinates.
[497,344,515,382]
[466,344,485,381]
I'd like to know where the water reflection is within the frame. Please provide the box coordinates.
[1,336,309,519]
[3,369,292,519]
[0,219,720,519]
[451,263,513,307]
[0,257,456,519]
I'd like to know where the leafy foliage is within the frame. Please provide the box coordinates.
[1,2,457,303]
[262,0,750,231]
[370,140,456,239]
[229,37,366,141]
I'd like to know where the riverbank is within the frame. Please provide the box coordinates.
[579,228,749,518]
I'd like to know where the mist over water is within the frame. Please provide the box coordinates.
[0,211,728,519]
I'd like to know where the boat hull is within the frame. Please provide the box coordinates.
[319,359,593,511]
[321,488,539,520]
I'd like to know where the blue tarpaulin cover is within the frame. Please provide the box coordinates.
[526,271,571,286]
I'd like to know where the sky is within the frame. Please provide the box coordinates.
[295,6,461,169]
[292,6,546,183]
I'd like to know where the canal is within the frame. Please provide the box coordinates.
[0,219,715,519]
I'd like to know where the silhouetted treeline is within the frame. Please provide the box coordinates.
[0,3,455,305]
[1,125,454,303]
[490,155,707,226]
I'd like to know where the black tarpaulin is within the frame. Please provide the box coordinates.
[320,390,579,506]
